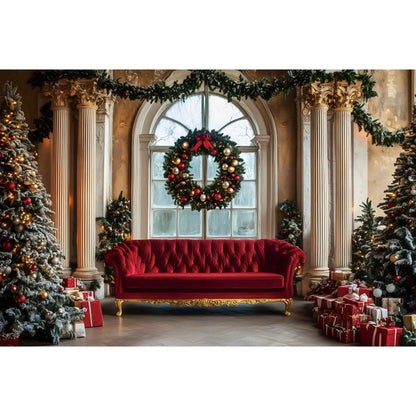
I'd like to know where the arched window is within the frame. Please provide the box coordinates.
[131,70,277,240]
[150,92,258,238]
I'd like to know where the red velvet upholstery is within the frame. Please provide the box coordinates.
[104,239,306,308]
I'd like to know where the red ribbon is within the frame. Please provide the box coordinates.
[190,133,214,152]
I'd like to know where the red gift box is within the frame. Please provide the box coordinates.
[337,284,372,298]
[359,322,403,346]
[324,324,359,344]
[75,299,103,328]
[0,335,20,346]
[313,306,333,321]
[80,290,95,301]
[312,295,337,310]
[334,299,360,316]
[62,277,77,288]
[343,295,373,313]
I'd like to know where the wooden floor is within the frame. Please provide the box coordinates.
[23,296,353,346]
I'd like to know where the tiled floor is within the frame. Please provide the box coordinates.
[21,296,352,346]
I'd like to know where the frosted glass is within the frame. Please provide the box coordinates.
[240,152,256,180]
[207,210,231,237]
[152,182,175,207]
[166,94,202,130]
[208,95,244,131]
[179,210,202,237]
[220,119,254,145]
[152,152,165,179]
[207,155,218,180]
[152,210,176,237]
[232,210,256,237]
[189,155,202,180]
[154,118,188,146]
[233,182,256,208]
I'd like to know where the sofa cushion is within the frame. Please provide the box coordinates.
[124,272,285,290]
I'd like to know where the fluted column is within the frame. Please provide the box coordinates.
[43,81,72,275]
[333,82,362,273]
[304,82,333,280]
[72,79,103,280]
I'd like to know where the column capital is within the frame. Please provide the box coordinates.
[303,81,334,109]
[43,79,72,109]
[70,78,105,109]
[333,81,362,110]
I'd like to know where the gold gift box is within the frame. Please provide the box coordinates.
[330,270,351,281]
[403,314,416,331]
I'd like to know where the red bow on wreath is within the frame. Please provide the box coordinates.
[190,133,214,152]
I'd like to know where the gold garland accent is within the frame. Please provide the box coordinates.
[115,298,293,317]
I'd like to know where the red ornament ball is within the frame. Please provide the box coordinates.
[10,284,17,293]
[194,188,201,195]
[181,197,188,203]
[388,213,394,218]
[234,175,240,181]
[17,294,26,303]
[206,195,211,201]
[394,275,401,282]
[181,154,187,159]
[31,264,37,271]
[167,174,175,180]
[2,241,12,251]
[229,156,234,160]
[211,150,217,156]
[33,151,38,158]
[408,219,412,224]
[9,135,15,140]
[6,181,15,191]
[23,197,32,205]
[178,163,185,170]
[388,202,396,208]
[214,193,222,201]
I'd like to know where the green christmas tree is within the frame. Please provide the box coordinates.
[96,191,131,286]
[0,82,84,344]
[277,200,303,248]
[365,111,416,314]
[350,198,378,281]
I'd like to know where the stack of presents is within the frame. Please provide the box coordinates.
[61,277,103,339]
[310,271,416,346]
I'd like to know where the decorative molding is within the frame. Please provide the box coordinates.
[333,81,362,110]
[70,78,105,108]
[43,79,71,109]
[303,81,334,109]
[115,297,293,317]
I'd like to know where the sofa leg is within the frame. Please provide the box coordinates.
[115,299,124,317]
[283,298,293,316]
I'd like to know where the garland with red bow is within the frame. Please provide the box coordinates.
[163,129,245,210]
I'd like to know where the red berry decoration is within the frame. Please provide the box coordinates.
[214,193,222,201]
[17,294,26,303]
[211,150,217,156]
[6,181,15,191]
[2,241,12,251]
[0,275,2,284]
[23,197,32,205]
[181,154,187,159]
[229,156,234,160]
[178,163,185,170]
[181,197,188,203]
[388,202,396,208]
[194,188,201,195]
[394,275,401,282]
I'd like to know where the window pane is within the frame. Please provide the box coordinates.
[233,182,256,208]
[208,95,244,131]
[152,210,176,237]
[189,155,202,180]
[166,94,202,130]
[154,118,188,146]
[152,182,175,207]
[220,119,254,145]
[232,210,256,237]
[240,152,256,180]
[179,210,202,237]
[152,152,165,179]
[207,210,231,237]
[207,155,218,181]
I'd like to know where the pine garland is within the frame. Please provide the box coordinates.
[27,69,407,147]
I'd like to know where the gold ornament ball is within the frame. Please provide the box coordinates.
[200,194,206,202]
[390,254,400,262]
[180,181,186,186]
[222,163,229,171]
[172,167,179,175]
[12,218,20,225]
[230,159,239,167]
[39,290,48,299]
[190,191,195,196]
[182,141,189,149]
[182,173,189,179]
[222,181,230,189]
[227,188,234,194]
[173,157,181,165]
[227,166,235,173]
[223,148,231,156]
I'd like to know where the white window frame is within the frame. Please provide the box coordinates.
[131,70,278,239]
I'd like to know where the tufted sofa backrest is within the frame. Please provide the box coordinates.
[120,239,285,274]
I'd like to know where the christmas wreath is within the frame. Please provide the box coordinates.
[163,129,245,211]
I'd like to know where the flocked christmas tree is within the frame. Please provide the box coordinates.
[350,198,378,281]
[277,200,303,248]
[0,82,84,344]
[96,191,131,286]
[364,109,416,315]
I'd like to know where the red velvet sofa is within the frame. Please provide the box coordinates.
[104,239,306,317]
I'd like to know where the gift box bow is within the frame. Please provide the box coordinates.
[366,317,395,329]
